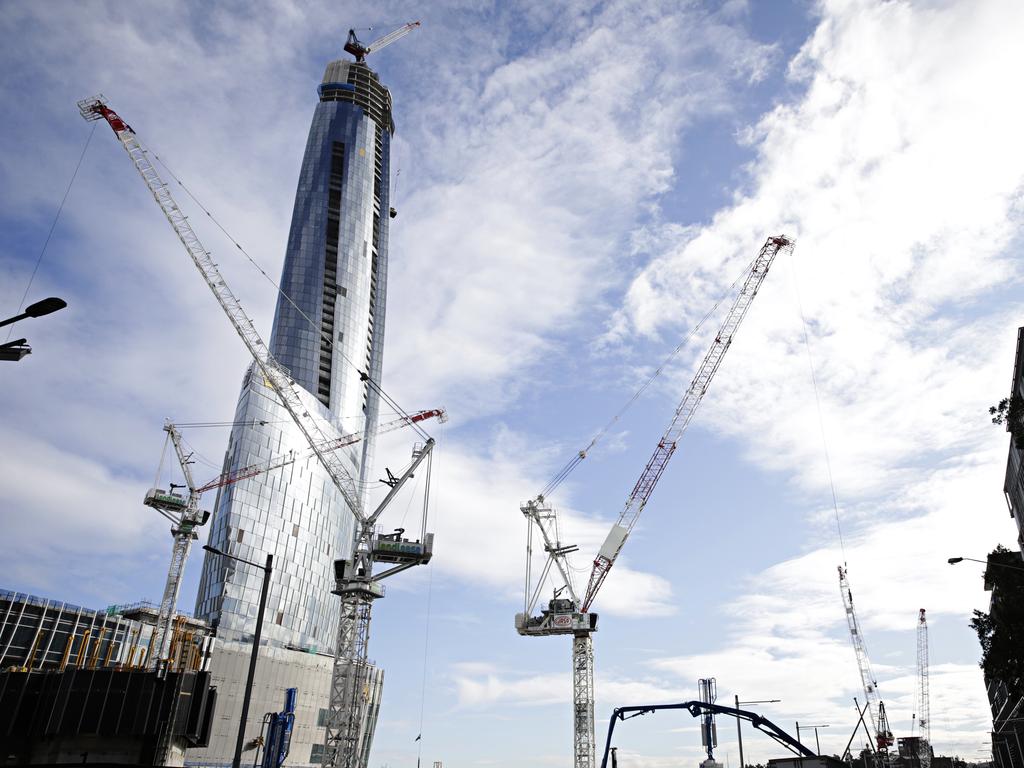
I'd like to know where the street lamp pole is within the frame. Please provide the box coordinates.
[735,696,781,768]
[948,556,1024,572]
[0,297,67,361]
[203,544,273,768]
[800,724,830,756]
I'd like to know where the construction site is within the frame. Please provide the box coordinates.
[1,4,1022,768]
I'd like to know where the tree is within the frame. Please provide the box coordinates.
[970,546,1024,699]
[989,394,1024,450]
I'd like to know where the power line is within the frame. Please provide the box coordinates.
[538,251,760,500]
[6,122,97,342]
[787,248,847,561]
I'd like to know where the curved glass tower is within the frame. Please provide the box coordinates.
[190,57,394,765]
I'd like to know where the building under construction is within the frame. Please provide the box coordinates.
[0,590,216,764]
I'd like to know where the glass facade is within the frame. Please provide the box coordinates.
[195,59,393,654]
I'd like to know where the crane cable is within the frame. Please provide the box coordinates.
[5,122,96,342]
[415,417,443,762]
[146,150,430,443]
[153,428,172,490]
[786,247,847,562]
[537,251,761,501]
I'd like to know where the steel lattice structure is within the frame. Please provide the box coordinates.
[81,95,434,768]
[917,608,931,768]
[518,236,792,768]
[839,566,893,756]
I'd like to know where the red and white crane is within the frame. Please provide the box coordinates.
[80,92,433,768]
[344,22,421,63]
[195,408,446,495]
[518,235,794,768]
[838,566,894,759]
[144,408,446,668]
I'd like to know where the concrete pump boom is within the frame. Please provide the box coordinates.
[517,235,792,768]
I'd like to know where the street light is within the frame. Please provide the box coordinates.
[203,544,273,768]
[0,297,68,361]
[948,556,1024,572]
[735,696,782,768]
[802,724,830,756]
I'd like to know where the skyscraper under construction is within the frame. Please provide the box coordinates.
[190,52,396,767]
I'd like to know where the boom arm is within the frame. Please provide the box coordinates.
[344,22,421,62]
[196,408,446,494]
[79,96,365,518]
[581,236,794,610]
[839,566,893,751]
[599,700,816,768]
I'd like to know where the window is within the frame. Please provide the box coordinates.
[276,611,284,625]
[310,743,325,761]
[317,707,329,727]
[292,523,300,537]
[236,529,244,543]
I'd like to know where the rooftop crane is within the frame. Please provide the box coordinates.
[517,235,794,768]
[917,608,931,768]
[79,95,435,768]
[838,566,894,761]
[143,408,446,669]
[344,22,421,63]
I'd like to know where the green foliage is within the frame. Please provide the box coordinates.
[989,393,1024,449]
[970,546,1024,699]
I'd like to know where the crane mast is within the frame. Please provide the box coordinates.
[81,95,435,768]
[838,566,894,757]
[144,422,208,667]
[518,236,792,768]
[141,407,445,667]
[917,608,931,768]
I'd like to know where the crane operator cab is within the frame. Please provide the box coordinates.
[144,487,188,514]
[515,596,598,637]
[370,528,434,565]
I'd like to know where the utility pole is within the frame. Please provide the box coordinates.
[735,696,780,768]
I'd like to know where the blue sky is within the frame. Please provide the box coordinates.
[2,1,1023,766]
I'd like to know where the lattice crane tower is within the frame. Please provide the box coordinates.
[839,566,894,760]
[917,608,931,768]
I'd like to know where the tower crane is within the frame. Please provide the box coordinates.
[517,235,794,768]
[344,22,421,63]
[143,408,446,669]
[80,95,435,768]
[917,608,931,768]
[144,422,208,667]
[838,566,894,761]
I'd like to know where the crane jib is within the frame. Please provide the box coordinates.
[583,235,793,612]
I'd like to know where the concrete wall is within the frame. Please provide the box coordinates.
[186,639,334,767]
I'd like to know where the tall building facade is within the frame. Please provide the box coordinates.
[189,57,395,766]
